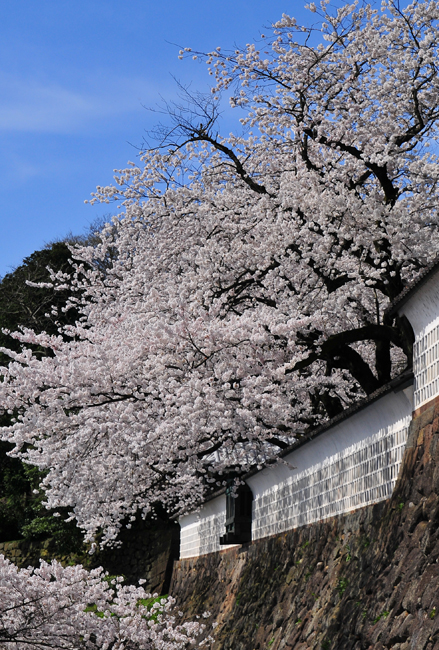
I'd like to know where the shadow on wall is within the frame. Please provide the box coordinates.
[91,516,180,593]
[0,516,180,596]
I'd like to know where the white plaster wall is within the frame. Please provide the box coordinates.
[247,389,412,540]
[179,512,201,560]
[399,271,439,408]
[399,273,439,337]
[179,388,413,558]
[179,494,238,559]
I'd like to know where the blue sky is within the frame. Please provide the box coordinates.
[0,1,332,276]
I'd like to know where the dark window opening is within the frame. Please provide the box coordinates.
[219,480,253,545]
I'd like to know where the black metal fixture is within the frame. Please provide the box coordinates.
[219,479,253,545]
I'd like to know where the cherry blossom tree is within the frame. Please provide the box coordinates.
[0,555,208,649]
[0,0,439,545]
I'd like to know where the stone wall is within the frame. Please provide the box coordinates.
[170,396,439,650]
[93,518,180,594]
[0,518,179,596]
[0,538,57,567]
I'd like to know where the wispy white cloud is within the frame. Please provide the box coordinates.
[0,72,154,134]
[6,152,42,183]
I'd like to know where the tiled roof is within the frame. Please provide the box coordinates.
[386,257,439,317]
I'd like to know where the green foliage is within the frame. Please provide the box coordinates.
[84,604,106,619]
[0,242,80,361]
[337,578,348,596]
[20,514,84,554]
[0,440,30,540]
[137,595,168,608]
[137,595,169,622]
[84,595,170,623]
[0,242,88,551]
[373,611,389,624]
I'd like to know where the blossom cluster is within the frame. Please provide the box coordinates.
[0,1,439,544]
[0,555,208,649]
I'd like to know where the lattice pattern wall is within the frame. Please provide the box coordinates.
[179,414,411,558]
[179,497,238,560]
[413,321,439,409]
[198,511,227,556]
[251,421,410,541]
[179,520,201,559]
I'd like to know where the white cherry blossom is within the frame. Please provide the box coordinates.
[0,555,208,649]
[0,1,438,544]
